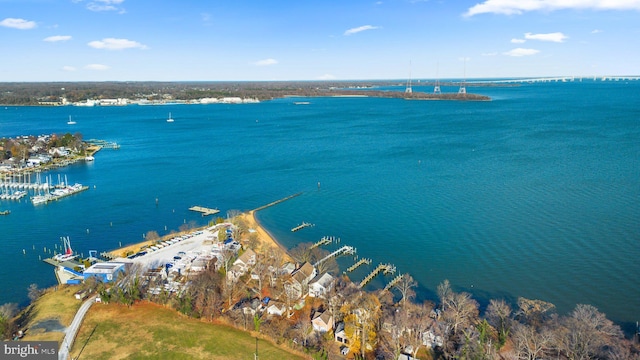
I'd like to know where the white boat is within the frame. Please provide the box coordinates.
[167,112,174,123]
[67,116,76,125]
[85,155,95,161]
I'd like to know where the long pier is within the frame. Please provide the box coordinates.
[346,258,371,273]
[313,245,356,268]
[359,263,396,288]
[189,206,220,216]
[310,236,338,249]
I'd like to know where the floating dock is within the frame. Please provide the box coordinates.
[189,206,220,216]
[291,222,314,232]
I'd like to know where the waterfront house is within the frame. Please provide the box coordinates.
[308,272,334,298]
[312,310,334,333]
[233,248,257,271]
[284,262,317,299]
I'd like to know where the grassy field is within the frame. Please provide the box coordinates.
[71,301,309,360]
[19,285,83,343]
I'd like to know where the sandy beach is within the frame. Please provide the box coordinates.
[239,210,292,261]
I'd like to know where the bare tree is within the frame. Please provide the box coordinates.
[442,291,479,336]
[437,279,453,311]
[27,283,42,302]
[393,274,417,308]
[512,322,554,360]
[486,299,512,348]
[560,304,623,360]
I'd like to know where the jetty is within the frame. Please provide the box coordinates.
[291,222,314,232]
[309,236,338,249]
[313,245,356,268]
[189,206,220,216]
[383,273,405,292]
[253,192,302,212]
[359,263,396,288]
[346,258,371,273]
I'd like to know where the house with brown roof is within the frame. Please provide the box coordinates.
[312,310,334,333]
[284,262,317,299]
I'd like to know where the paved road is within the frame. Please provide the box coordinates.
[58,295,97,360]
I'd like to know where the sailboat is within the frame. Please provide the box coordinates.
[166,112,174,123]
[67,116,76,125]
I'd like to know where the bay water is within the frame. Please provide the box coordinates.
[0,80,638,330]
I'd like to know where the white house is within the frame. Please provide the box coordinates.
[266,301,287,317]
[308,273,334,298]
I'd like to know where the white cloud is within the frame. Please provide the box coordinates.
[253,58,278,66]
[85,64,110,71]
[88,38,147,50]
[0,18,37,30]
[317,74,336,80]
[44,35,72,42]
[86,0,125,12]
[591,29,603,34]
[511,38,525,43]
[525,32,568,42]
[62,66,77,72]
[503,48,540,57]
[465,0,640,16]
[344,25,380,36]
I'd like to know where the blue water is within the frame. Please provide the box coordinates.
[1,81,639,329]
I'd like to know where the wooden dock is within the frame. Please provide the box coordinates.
[383,273,405,292]
[189,206,220,216]
[358,263,396,288]
[291,222,314,232]
[310,236,338,249]
[313,245,356,268]
[346,258,371,273]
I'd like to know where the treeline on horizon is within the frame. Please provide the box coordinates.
[0,81,497,105]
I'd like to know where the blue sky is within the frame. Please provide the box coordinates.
[1,0,639,81]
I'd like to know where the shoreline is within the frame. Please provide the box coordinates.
[240,210,293,261]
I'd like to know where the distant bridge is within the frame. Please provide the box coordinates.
[470,76,640,84]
